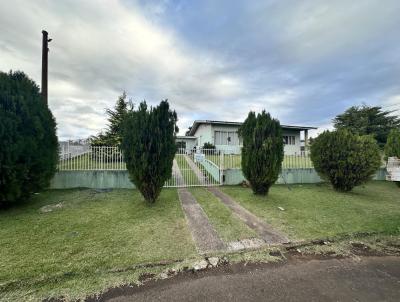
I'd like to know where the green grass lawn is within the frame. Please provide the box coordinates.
[221,181,400,240]
[189,188,256,242]
[0,189,196,301]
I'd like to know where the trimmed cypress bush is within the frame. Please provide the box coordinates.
[121,100,177,203]
[310,129,381,192]
[0,71,58,207]
[239,111,284,195]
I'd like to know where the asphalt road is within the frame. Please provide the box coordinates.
[100,256,400,302]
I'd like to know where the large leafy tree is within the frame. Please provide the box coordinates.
[239,111,284,195]
[121,100,178,203]
[333,105,400,148]
[91,92,131,146]
[0,71,58,207]
[310,129,381,192]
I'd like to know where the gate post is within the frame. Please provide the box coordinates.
[220,150,224,185]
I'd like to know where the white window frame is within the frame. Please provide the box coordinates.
[215,131,240,146]
[283,135,296,145]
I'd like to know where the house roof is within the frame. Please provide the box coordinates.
[187,120,317,136]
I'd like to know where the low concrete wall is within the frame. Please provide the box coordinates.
[223,168,388,185]
[373,168,388,181]
[50,168,388,189]
[50,170,134,189]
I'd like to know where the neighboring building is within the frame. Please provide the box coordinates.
[177,120,317,155]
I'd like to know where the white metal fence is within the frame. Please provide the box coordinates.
[57,146,224,187]
[57,145,317,187]
[164,148,223,187]
[58,146,315,170]
[59,142,90,160]
[58,145,126,171]
[222,152,314,169]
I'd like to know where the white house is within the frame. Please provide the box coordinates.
[176,120,317,155]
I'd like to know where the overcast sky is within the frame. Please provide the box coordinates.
[1,0,400,140]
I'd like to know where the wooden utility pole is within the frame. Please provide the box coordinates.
[41,30,51,105]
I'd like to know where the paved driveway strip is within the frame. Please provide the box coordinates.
[208,187,289,244]
[174,157,225,252]
[177,188,226,253]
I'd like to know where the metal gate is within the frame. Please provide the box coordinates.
[164,148,224,187]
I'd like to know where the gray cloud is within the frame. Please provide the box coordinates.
[1,0,399,140]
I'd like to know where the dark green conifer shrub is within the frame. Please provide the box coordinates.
[239,111,284,195]
[0,71,58,207]
[310,129,381,192]
[202,142,216,149]
[90,92,131,162]
[91,92,131,147]
[121,100,177,203]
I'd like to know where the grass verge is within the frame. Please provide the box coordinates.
[221,181,400,240]
[0,189,197,301]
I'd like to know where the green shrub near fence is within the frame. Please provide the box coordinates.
[0,71,58,207]
[239,111,284,195]
[121,100,178,203]
[310,129,381,192]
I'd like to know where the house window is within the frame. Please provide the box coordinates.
[283,136,296,145]
[176,141,186,149]
[215,131,239,145]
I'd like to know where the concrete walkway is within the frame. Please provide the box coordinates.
[177,189,225,253]
[208,187,289,244]
[174,160,225,253]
